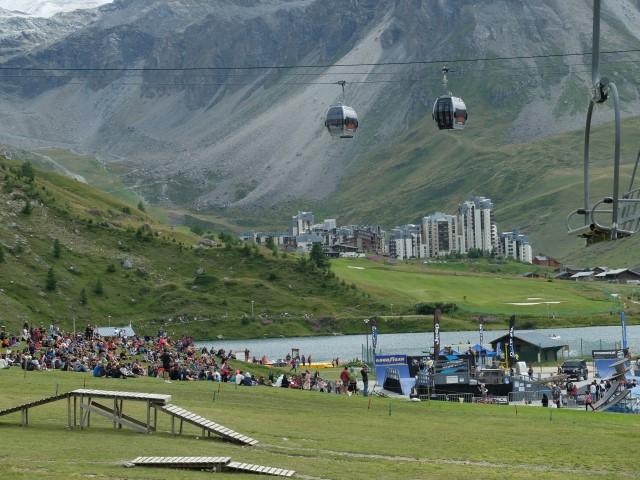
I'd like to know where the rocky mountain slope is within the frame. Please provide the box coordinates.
[0,0,639,257]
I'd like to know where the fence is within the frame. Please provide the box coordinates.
[508,390,551,404]
[419,392,474,403]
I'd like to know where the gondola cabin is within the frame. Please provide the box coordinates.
[324,104,359,138]
[432,96,467,130]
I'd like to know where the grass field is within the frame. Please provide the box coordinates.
[332,258,638,318]
[1,369,638,479]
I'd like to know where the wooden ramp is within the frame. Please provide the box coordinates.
[0,393,70,418]
[129,457,295,477]
[227,461,296,477]
[0,392,70,426]
[71,389,172,405]
[81,401,153,433]
[130,456,231,472]
[158,404,258,446]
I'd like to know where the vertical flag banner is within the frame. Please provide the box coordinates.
[371,320,378,353]
[508,315,516,359]
[479,317,484,349]
[433,308,441,359]
[621,311,628,350]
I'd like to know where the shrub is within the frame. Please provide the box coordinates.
[45,268,57,291]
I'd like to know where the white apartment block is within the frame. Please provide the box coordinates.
[421,212,464,257]
[389,224,421,259]
[500,231,533,264]
[291,211,314,236]
[459,196,496,253]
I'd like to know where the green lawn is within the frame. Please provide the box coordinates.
[332,258,635,317]
[0,369,638,479]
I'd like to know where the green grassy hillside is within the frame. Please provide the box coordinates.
[0,159,381,338]
[332,258,639,329]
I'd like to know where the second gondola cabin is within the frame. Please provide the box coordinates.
[324,104,359,139]
[433,95,468,130]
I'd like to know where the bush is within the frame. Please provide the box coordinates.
[80,288,87,305]
[20,162,35,181]
[53,239,61,259]
[45,268,57,291]
[414,302,457,315]
[22,201,32,215]
[94,278,104,295]
[106,263,116,273]
[190,224,204,236]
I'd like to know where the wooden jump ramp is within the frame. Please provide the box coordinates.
[0,388,256,445]
[0,389,296,477]
[128,457,296,477]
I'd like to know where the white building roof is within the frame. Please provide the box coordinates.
[570,271,594,279]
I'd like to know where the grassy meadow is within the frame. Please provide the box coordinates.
[332,258,639,321]
[0,368,638,479]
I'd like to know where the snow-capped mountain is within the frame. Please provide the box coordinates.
[0,0,112,18]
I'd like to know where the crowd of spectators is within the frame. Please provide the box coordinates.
[0,323,368,396]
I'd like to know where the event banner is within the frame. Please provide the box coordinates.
[433,309,441,358]
[508,315,515,359]
[479,317,484,349]
[371,318,378,352]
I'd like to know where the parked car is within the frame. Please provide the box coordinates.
[561,360,588,381]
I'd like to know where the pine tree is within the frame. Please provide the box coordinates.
[137,200,146,212]
[45,268,57,291]
[0,245,4,263]
[80,288,87,306]
[106,263,116,273]
[310,243,328,270]
[94,278,104,295]
[20,161,35,181]
[53,239,61,259]
[22,201,32,215]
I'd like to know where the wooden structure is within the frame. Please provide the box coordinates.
[129,456,295,477]
[0,388,257,445]
[129,456,231,472]
[158,404,258,445]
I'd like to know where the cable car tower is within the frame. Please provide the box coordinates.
[324,80,359,139]
[432,66,468,130]
[567,0,640,243]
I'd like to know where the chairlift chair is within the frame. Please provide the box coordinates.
[566,0,640,243]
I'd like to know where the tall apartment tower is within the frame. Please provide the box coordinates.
[499,231,533,264]
[291,211,314,236]
[458,196,496,253]
[421,212,464,257]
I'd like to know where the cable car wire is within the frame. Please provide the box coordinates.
[1,47,640,72]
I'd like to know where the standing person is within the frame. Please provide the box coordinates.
[541,393,549,408]
[348,367,358,395]
[244,348,249,363]
[552,384,561,408]
[584,391,595,411]
[527,365,534,381]
[307,354,312,367]
[590,381,598,402]
[161,349,172,383]
[301,354,306,367]
[339,366,350,394]
[360,363,370,397]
